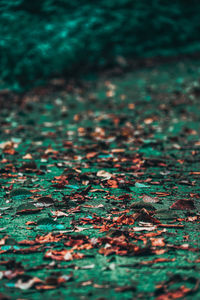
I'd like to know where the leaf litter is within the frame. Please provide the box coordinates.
[0,58,200,299]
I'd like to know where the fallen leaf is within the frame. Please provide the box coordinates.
[170,199,196,210]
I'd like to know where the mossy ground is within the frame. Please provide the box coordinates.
[0,58,200,299]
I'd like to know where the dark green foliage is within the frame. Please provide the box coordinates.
[1,0,200,90]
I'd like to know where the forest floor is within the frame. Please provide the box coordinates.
[0,58,200,300]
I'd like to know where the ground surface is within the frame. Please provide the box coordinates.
[0,59,200,300]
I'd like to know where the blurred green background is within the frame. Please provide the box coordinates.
[1,0,200,90]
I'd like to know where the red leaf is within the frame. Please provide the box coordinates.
[155,286,190,300]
